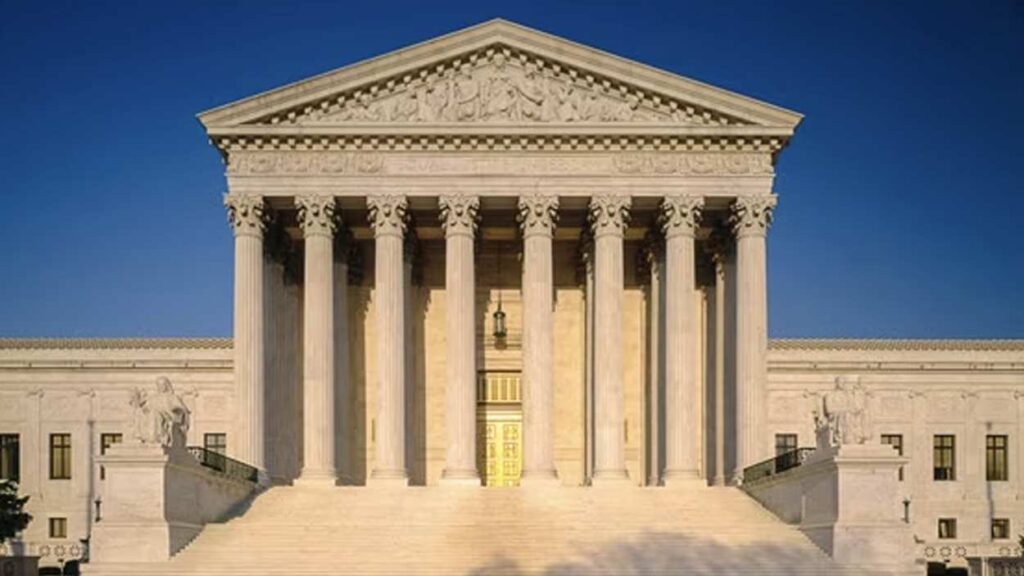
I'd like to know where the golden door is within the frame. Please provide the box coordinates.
[477,409,522,487]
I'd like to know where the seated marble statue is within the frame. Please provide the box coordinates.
[129,376,191,448]
[814,376,871,448]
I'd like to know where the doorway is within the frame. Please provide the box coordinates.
[476,371,522,487]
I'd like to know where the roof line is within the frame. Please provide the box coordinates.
[770,338,1024,352]
[0,338,233,351]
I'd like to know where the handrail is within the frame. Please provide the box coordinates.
[742,447,815,485]
[187,446,258,484]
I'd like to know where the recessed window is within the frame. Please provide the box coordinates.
[986,435,1008,482]
[933,435,955,481]
[49,434,72,480]
[204,433,227,455]
[49,517,67,539]
[938,518,957,540]
[881,434,904,481]
[775,434,798,457]
[0,434,19,482]
[99,433,122,480]
[992,518,1010,540]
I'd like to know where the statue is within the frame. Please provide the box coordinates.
[129,376,191,448]
[814,376,871,447]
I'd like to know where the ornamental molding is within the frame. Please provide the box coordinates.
[438,194,481,237]
[0,338,234,351]
[588,195,631,236]
[224,194,268,238]
[517,195,559,237]
[226,151,773,178]
[295,195,339,238]
[367,195,409,237]
[768,339,1024,353]
[659,195,704,238]
[730,195,777,238]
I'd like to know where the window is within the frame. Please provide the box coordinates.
[99,433,122,480]
[987,435,1009,482]
[204,433,227,455]
[881,434,904,481]
[933,435,956,481]
[0,434,18,482]
[775,434,798,457]
[992,519,1010,540]
[938,518,957,539]
[49,434,72,480]
[49,517,67,539]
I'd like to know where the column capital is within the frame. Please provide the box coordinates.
[588,195,631,238]
[295,195,338,238]
[659,195,704,239]
[224,194,269,238]
[438,194,480,238]
[730,195,777,239]
[517,195,559,238]
[367,194,409,238]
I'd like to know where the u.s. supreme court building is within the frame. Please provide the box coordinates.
[1,20,1022,576]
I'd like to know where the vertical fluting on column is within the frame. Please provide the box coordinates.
[296,195,338,484]
[731,195,776,476]
[333,229,352,484]
[518,195,560,484]
[368,195,410,484]
[225,194,269,482]
[588,195,631,484]
[660,195,705,486]
[706,232,729,486]
[438,194,481,485]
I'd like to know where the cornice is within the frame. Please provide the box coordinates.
[769,339,1024,353]
[0,338,233,351]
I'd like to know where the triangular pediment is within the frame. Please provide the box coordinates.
[198,19,801,133]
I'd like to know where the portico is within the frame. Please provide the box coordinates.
[207,19,800,488]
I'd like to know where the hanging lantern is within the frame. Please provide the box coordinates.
[492,302,507,339]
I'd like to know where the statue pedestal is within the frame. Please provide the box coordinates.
[90,442,254,563]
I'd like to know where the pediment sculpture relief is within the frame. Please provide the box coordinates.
[128,376,191,448]
[286,50,739,126]
[814,376,872,448]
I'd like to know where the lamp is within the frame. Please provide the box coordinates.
[493,241,507,339]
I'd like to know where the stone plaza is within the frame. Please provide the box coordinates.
[0,19,1021,576]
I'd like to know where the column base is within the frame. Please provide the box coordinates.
[293,471,339,488]
[662,470,705,489]
[439,469,481,487]
[368,469,409,488]
[590,469,631,487]
[520,470,560,488]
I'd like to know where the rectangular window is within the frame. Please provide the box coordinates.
[992,518,1010,540]
[49,434,72,480]
[775,433,798,457]
[933,435,956,481]
[99,433,122,480]
[204,433,227,456]
[0,434,19,482]
[938,518,957,540]
[49,517,67,539]
[987,435,1009,482]
[881,434,904,481]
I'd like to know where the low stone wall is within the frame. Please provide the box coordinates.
[89,443,255,564]
[0,557,39,576]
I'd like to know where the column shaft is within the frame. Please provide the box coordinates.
[519,196,560,483]
[660,196,704,486]
[440,195,480,484]
[297,196,337,483]
[369,196,409,484]
[713,252,727,486]
[589,196,631,483]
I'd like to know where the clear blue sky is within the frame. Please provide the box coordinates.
[0,1,1021,338]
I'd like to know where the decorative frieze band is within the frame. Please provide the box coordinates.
[224,194,269,238]
[438,194,481,237]
[367,195,409,238]
[730,195,777,238]
[517,195,559,237]
[295,195,338,238]
[659,195,704,239]
[588,195,631,237]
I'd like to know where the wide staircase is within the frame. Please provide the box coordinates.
[88,485,857,576]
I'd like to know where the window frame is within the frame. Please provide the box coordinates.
[99,433,123,480]
[881,433,904,481]
[986,434,1009,482]
[992,518,1011,540]
[0,434,19,483]
[774,433,798,457]
[204,433,227,456]
[933,435,956,481]
[938,518,957,540]
[49,433,72,480]
[48,517,67,539]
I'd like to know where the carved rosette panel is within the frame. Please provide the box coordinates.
[588,195,631,238]
[224,194,269,238]
[295,195,338,238]
[517,195,559,238]
[730,195,777,239]
[367,195,409,238]
[438,194,481,238]
[659,195,704,239]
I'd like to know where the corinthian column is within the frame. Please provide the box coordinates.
[706,233,729,486]
[296,195,338,484]
[660,195,704,486]
[368,195,410,485]
[439,194,481,486]
[589,195,631,484]
[731,195,776,477]
[225,194,269,483]
[518,195,560,485]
